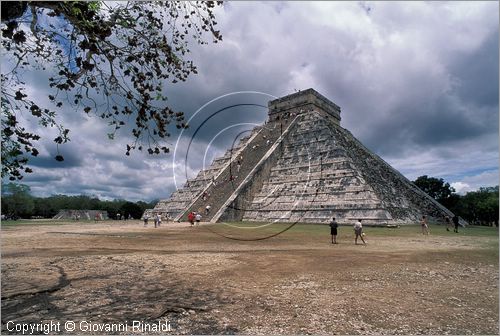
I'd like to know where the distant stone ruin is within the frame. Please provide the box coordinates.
[53,210,108,220]
[147,89,454,226]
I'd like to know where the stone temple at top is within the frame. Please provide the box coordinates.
[147,88,453,225]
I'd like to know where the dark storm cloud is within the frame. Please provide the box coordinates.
[450,31,499,108]
[353,28,499,157]
[22,171,63,184]
[362,93,498,157]
[27,148,83,169]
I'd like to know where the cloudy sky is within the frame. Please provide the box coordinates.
[6,1,499,201]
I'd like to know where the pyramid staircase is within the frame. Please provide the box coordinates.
[147,128,259,220]
[177,114,298,222]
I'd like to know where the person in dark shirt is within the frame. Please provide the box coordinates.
[329,217,339,244]
[452,215,460,233]
[445,215,452,231]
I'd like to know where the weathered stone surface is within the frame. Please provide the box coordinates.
[268,88,341,124]
[148,89,454,225]
[143,127,262,220]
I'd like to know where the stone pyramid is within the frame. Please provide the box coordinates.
[149,89,453,225]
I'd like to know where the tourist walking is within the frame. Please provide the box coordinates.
[143,214,149,227]
[329,217,338,244]
[205,205,211,215]
[195,212,202,225]
[452,215,460,233]
[188,212,195,226]
[421,215,429,235]
[354,219,366,245]
[156,214,162,228]
[445,215,452,231]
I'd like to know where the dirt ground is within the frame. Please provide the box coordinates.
[1,220,498,335]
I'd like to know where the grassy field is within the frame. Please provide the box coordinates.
[1,219,89,226]
[2,218,498,241]
[207,220,499,238]
[1,218,119,227]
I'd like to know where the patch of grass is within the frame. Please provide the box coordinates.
[215,222,499,240]
[1,219,94,227]
[357,224,498,238]
[456,225,500,236]
[206,222,298,240]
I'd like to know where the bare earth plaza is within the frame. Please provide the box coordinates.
[1,1,499,335]
[1,220,498,334]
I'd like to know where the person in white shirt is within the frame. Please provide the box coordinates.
[421,215,429,235]
[354,219,366,245]
[195,213,202,225]
[156,214,162,228]
[205,205,211,215]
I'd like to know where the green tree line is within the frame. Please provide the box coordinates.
[2,177,498,225]
[1,183,157,220]
[413,175,498,226]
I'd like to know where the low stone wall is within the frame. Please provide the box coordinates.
[53,210,108,220]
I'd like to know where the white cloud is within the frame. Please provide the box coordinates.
[451,182,472,195]
[451,169,499,195]
[453,170,499,194]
